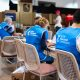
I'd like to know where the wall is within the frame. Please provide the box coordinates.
[0,12,3,22]
[17,2,35,25]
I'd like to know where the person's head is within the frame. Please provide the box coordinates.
[4,17,12,24]
[34,17,41,25]
[34,17,49,28]
[73,10,80,24]
[55,10,60,15]
[34,17,40,20]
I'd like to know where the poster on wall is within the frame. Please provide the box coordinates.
[23,4,30,12]
[5,13,16,21]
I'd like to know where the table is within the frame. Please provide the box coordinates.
[48,46,55,51]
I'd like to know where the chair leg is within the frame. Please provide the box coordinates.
[40,76,42,80]
[23,71,25,80]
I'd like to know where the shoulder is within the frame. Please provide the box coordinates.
[56,27,71,35]
[57,28,66,32]
[0,22,8,26]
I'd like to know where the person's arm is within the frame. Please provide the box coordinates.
[46,35,56,47]
[41,31,48,50]
[41,31,51,51]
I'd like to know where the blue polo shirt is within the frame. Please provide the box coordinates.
[0,29,10,39]
[0,22,14,35]
[56,27,80,69]
[26,25,49,61]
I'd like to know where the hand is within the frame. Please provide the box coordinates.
[47,40,55,47]
[13,33,23,36]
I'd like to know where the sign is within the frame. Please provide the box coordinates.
[5,13,16,21]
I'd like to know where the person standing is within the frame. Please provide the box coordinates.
[54,10,62,32]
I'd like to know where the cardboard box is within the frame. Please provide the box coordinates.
[11,66,39,80]
[12,72,40,80]
[12,66,26,80]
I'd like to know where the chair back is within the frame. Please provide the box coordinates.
[23,43,40,70]
[48,31,53,39]
[3,36,20,40]
[1,36,17,56]
[15,39,25,62]
[56,49,80,80]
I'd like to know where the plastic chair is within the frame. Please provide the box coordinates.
[15,39,26,66]
[3,36,20,40]
[1,36,17,57]
[23,43,57,80]
[56,49,80,80]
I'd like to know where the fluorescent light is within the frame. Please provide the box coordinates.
[65,2,78,8]
[11,0,19,4]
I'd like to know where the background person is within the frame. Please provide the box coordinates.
[0,17,13,39]
[26,17,54,64]
[0,17,15,36]
[0,17,22,39]
[54,10,62,32]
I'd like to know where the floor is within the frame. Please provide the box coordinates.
[0,56,16,80]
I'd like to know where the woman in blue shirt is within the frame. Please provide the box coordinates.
[26,17,54,64]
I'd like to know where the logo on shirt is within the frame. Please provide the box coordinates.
[27,31,37,36]
[57,35,70,44]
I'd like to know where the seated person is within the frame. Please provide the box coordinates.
[53,10,80,69]
[0,17,22,63]
[0,17,22,39]
[26,17,54,64]
[0,17,15,35]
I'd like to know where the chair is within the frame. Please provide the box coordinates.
[14,39,27,80]
[23,43,57,80]
[56,49,80,80]
[3,36,19,40]
[15,39,26,66]
[1,36,17,57]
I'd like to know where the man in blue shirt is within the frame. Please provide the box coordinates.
[0,17,15,39]
[26,17,54,64]
[0,17,15,35]
[55,10,80,69]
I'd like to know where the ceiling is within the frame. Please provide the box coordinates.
[20,0,32,3]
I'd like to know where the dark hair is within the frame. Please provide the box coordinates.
[34,17,40,20]
[73,10,80,23]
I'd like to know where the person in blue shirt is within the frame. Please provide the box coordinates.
[0,17,23,39]
[26,17,54,64]
[0,17,15,39]
[54,10,80,69]
[0,17,15,35]
[0,29,10,39]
